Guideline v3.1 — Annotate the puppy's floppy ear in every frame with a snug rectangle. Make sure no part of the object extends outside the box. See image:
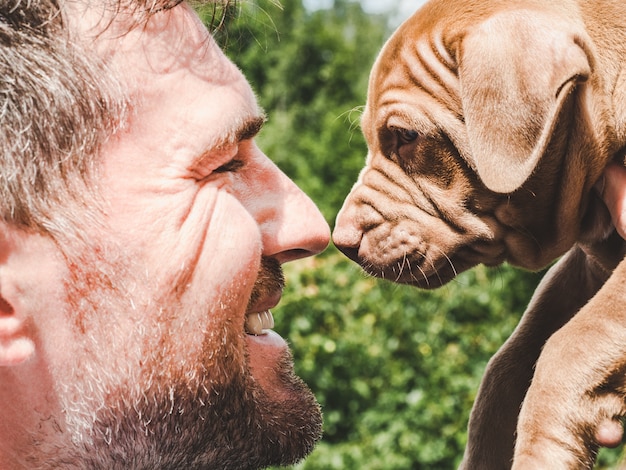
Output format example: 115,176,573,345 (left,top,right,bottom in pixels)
459,9,591,193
